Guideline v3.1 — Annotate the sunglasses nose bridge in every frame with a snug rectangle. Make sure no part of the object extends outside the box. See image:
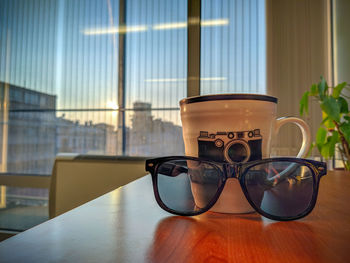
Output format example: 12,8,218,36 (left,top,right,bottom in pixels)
225,163,239,179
